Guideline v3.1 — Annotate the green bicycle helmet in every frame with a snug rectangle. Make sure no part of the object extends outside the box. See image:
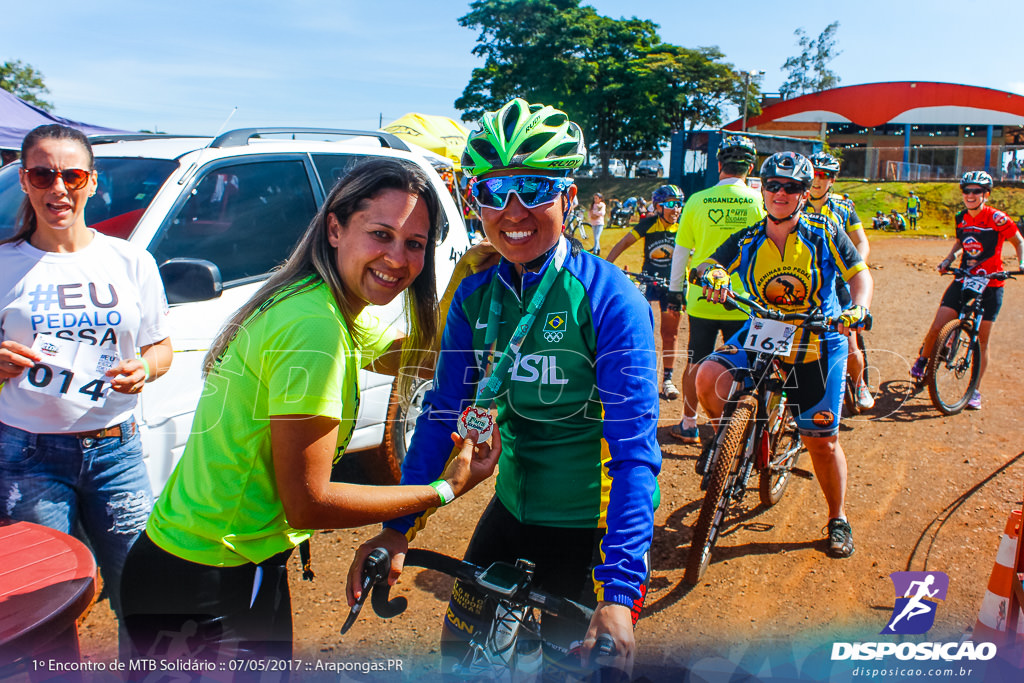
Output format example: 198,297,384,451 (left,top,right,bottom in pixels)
717,135,757,164
461,98,586,177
